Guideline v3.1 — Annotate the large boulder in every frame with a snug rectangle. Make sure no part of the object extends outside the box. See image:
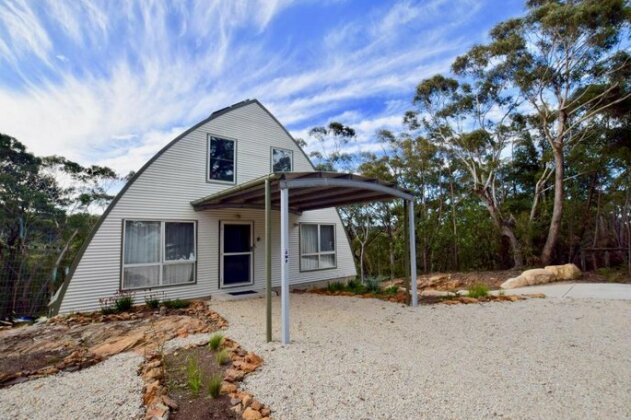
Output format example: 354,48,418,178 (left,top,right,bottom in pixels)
501,264,582,289
501,268,555,289
544,263,582,280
